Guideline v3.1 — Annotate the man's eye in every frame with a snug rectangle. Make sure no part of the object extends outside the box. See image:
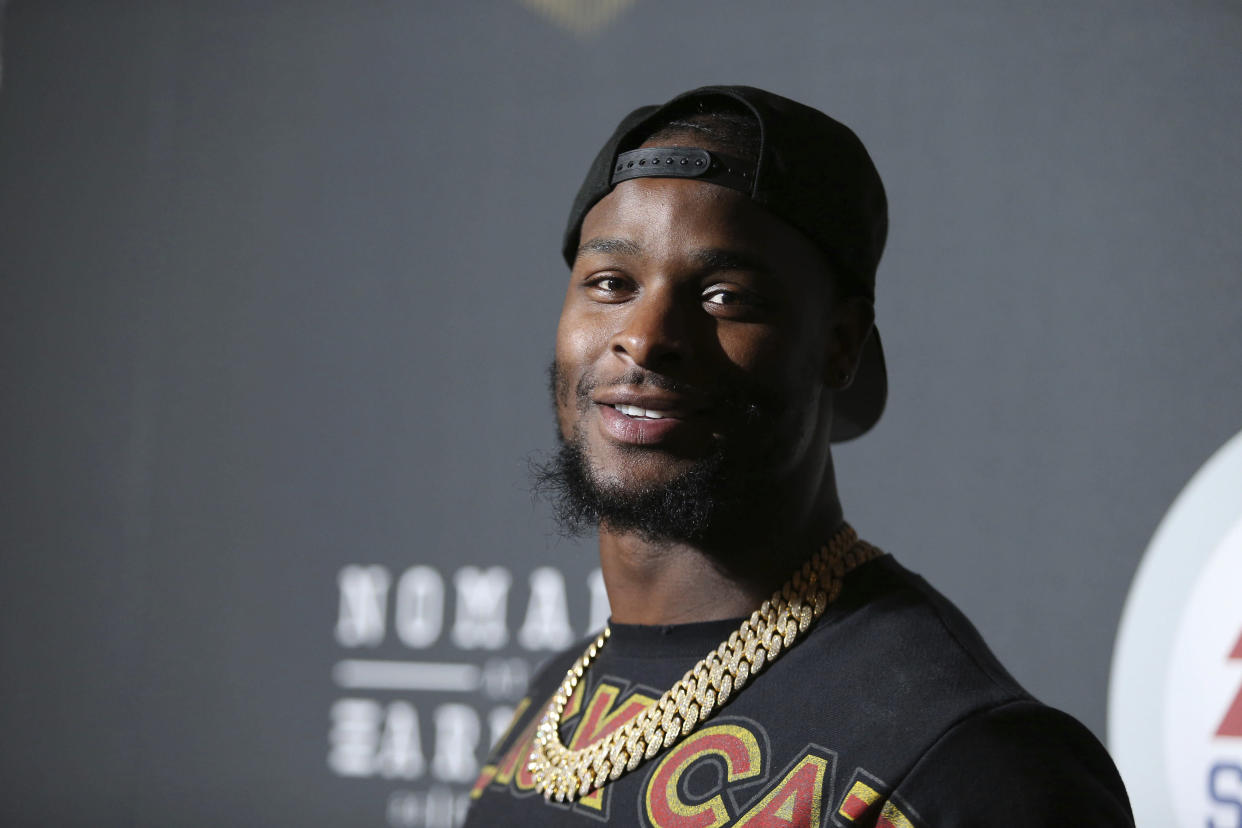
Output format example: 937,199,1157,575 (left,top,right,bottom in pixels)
584,274,632,300
704,289,740,306
703,286,769,318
